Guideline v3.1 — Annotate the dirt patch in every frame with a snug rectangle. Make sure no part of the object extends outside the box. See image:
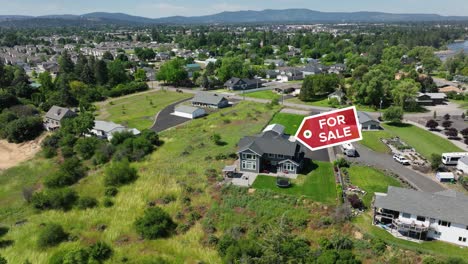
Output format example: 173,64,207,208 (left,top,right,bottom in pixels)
0,134,46,170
